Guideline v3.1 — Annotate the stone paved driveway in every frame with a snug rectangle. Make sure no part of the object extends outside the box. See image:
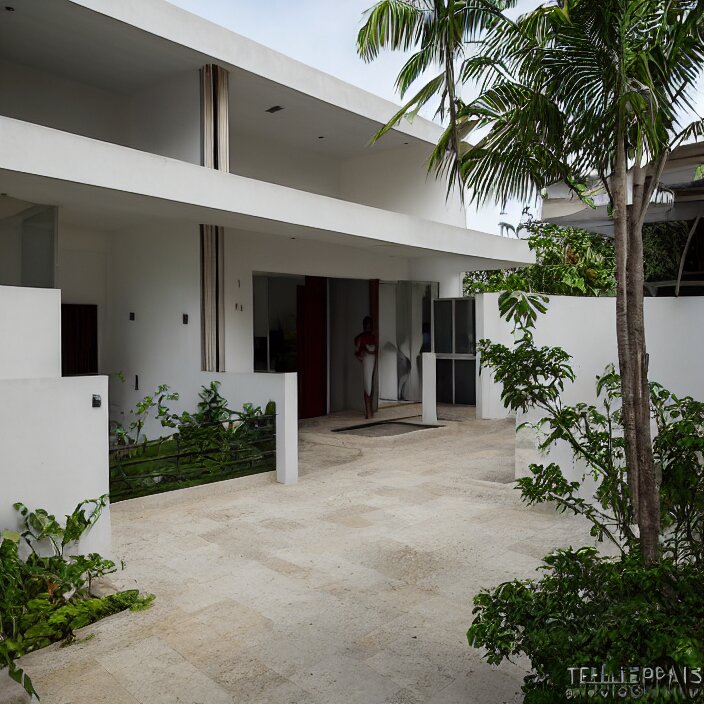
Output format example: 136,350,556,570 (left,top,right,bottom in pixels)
4,407,594,704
